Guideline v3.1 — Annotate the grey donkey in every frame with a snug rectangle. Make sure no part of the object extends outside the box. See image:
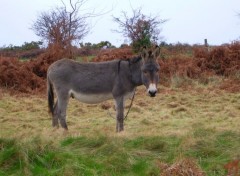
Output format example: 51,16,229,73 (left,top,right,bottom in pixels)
47,46,160,132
